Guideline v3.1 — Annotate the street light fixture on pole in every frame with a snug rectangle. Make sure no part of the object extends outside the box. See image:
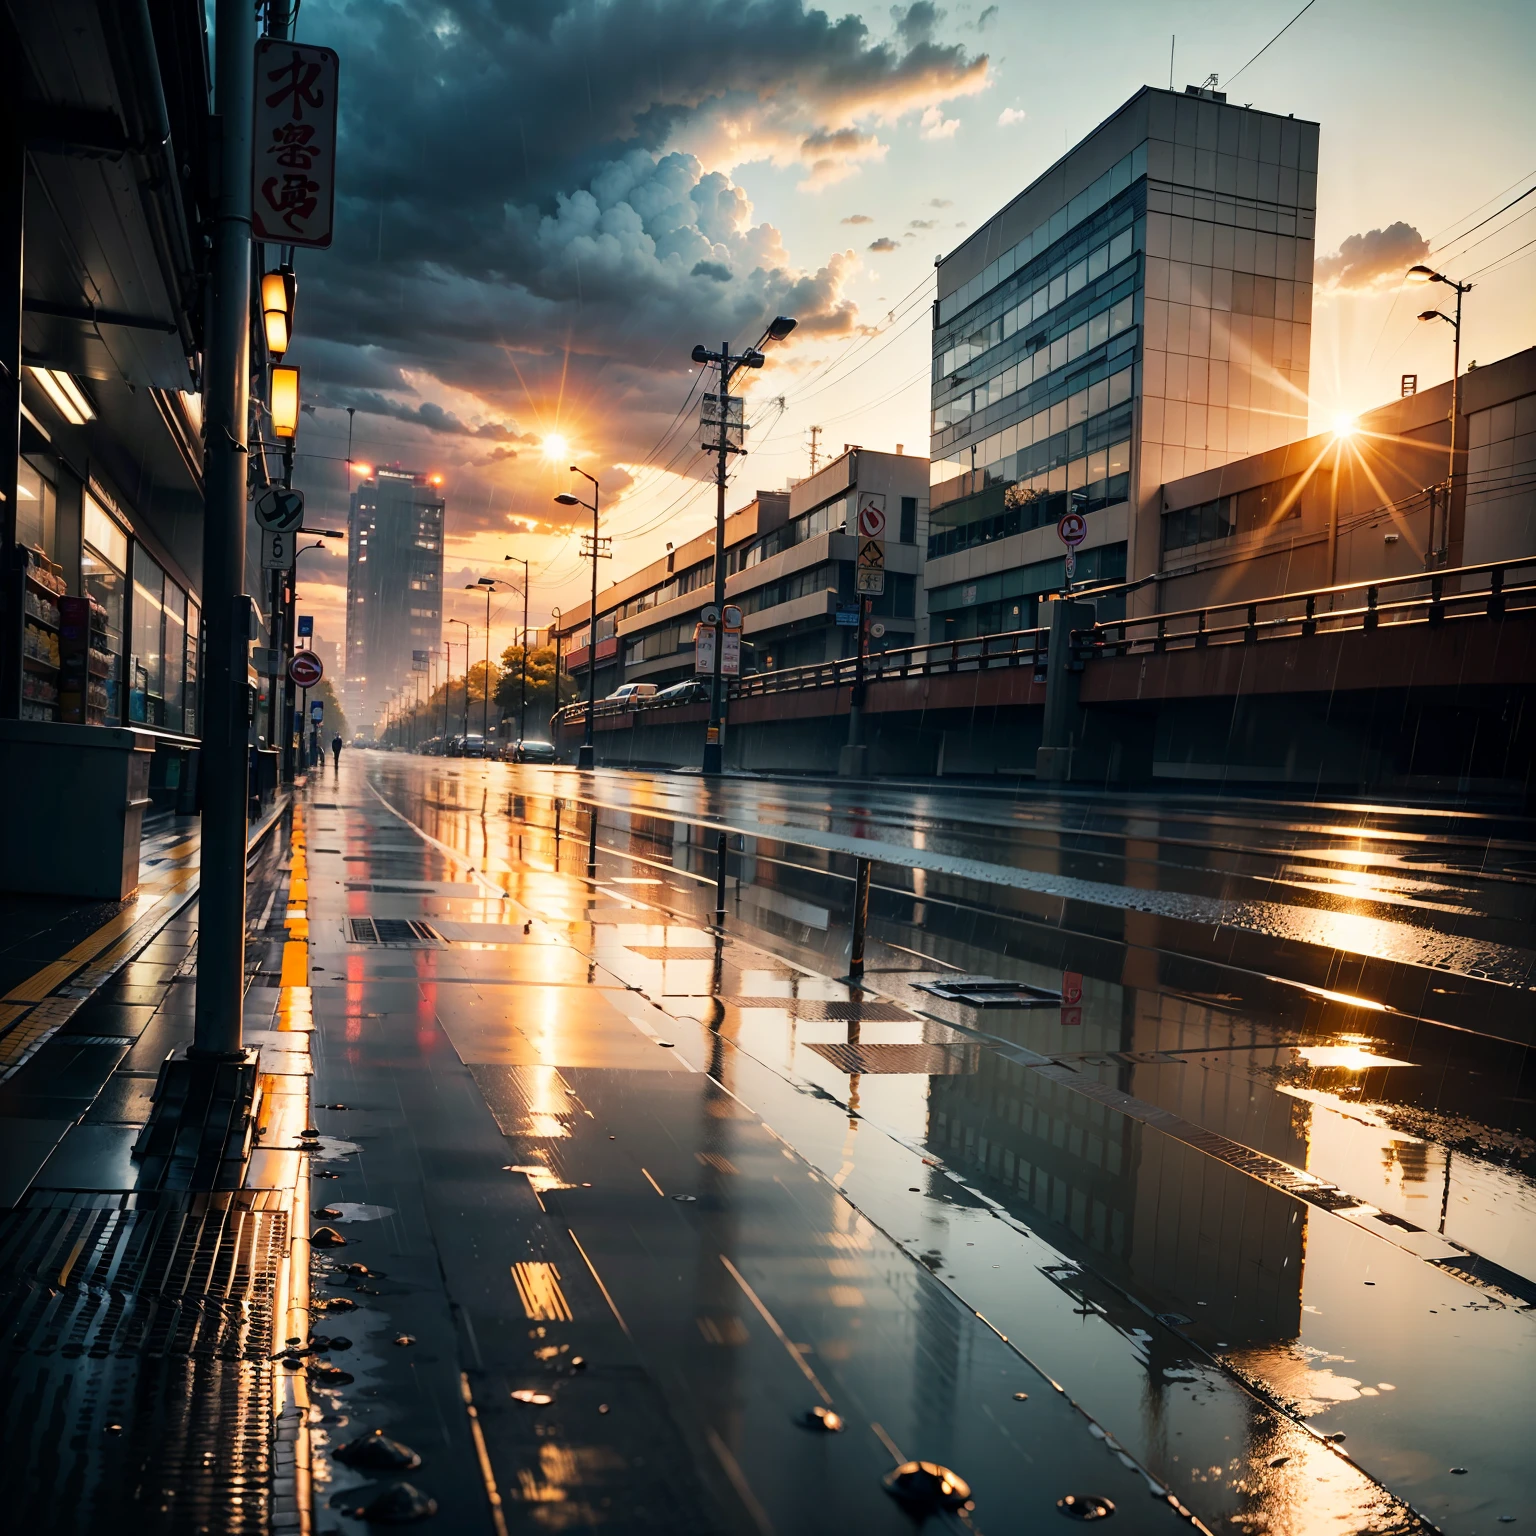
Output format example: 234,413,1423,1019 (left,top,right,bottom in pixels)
504,555,530,747
554,469,603,770
448,617,471,743
688,316,796,775
1409,263,1472,564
